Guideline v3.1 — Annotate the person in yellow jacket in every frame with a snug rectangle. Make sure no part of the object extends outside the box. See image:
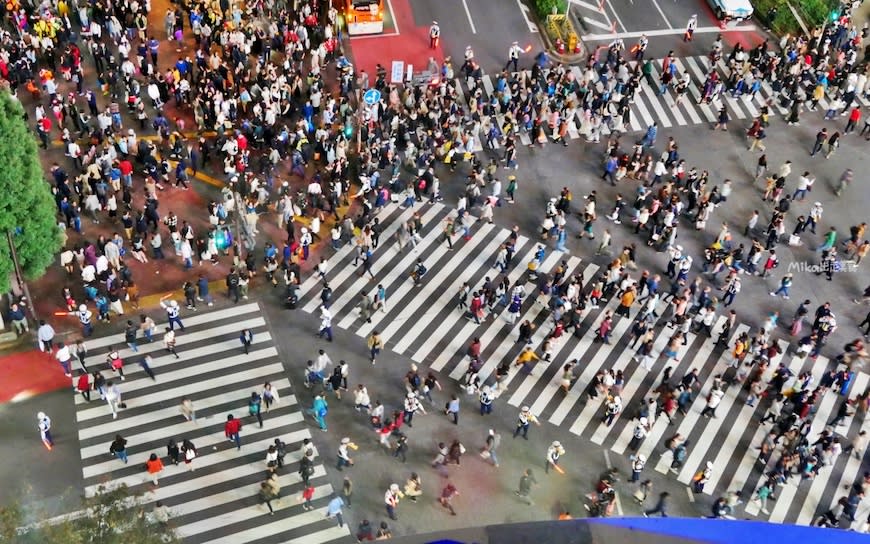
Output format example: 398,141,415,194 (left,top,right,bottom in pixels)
615,286,636,318
515,346,540,372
